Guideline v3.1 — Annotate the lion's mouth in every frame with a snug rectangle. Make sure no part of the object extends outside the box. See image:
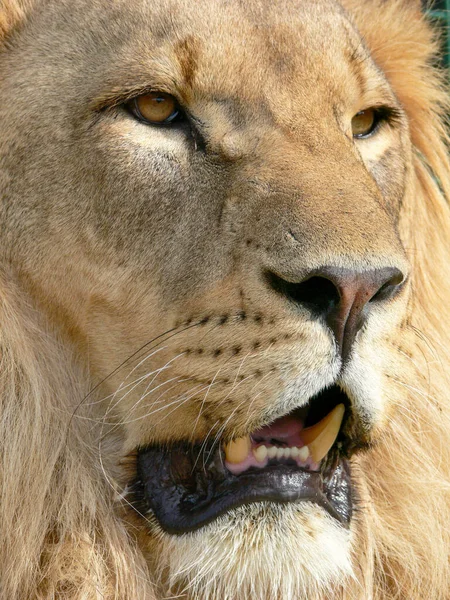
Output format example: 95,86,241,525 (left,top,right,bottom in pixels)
133,385,353,534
